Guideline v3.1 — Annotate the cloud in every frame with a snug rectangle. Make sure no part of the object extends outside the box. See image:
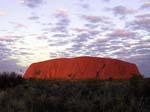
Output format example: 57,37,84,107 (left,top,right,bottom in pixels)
15,23,28,29
84,23,99,29
67,43,84,55
81,14,112,31
80,3,90,9
49,40,69,47
19,0,44,8
71,27,89,32
51,9,70,33
72,27,100,39
9,22,28,29
76,33,90,41
90,29,100,35
135,13,150,18
97,37,109,42
0,43,11,58
68,29,101,55
50,20,70,34
0,37,26,73
77,2,90,9
82,15,108,23
50,26,68,33
127,13,150,32
28,15,39,20
52,34,69,37
89,38,110,48
102,0,111,2
77,37,111,57
0,59,25,73
54,9,68,19
141,2,150,9
66,31,101,55
0,11,7,16
108,29,135,37
76,0,90,9
0,35,21,44
36,35,48,40
108,5,136,17
56,18,70,27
